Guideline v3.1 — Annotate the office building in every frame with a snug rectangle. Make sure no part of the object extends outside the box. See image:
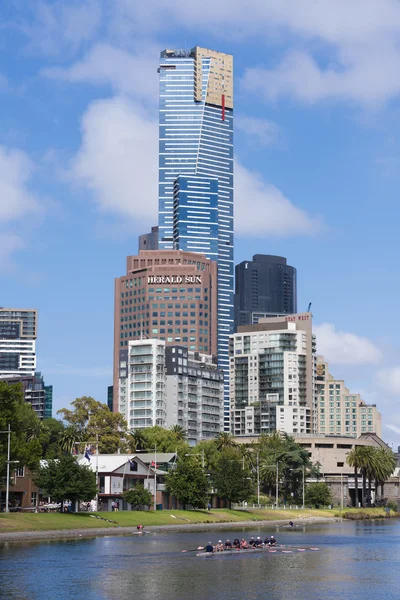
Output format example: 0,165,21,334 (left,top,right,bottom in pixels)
235,255,297,330
229,313,315,436
0,308,37,377
107,386,113,411
113,249,217,410
139,226,159,251
158,46,234,427
2,372,52,419
118,340,223,441
315,356,382,438
164,346,224,445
